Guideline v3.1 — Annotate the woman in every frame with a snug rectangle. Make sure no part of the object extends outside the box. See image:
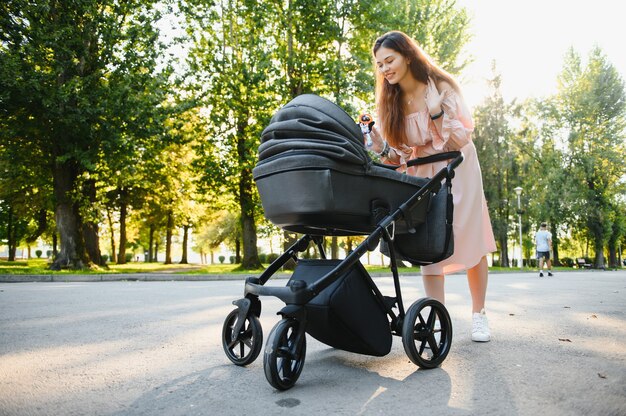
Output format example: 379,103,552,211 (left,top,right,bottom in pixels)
368,31,496,342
